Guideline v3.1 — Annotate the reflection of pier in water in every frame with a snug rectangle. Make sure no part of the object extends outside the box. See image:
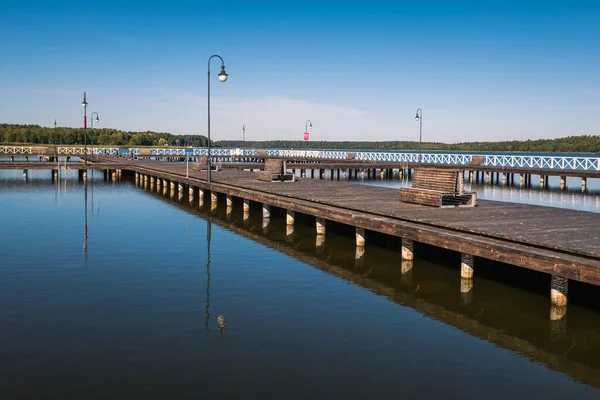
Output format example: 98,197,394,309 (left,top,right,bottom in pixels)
146,190,600,390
